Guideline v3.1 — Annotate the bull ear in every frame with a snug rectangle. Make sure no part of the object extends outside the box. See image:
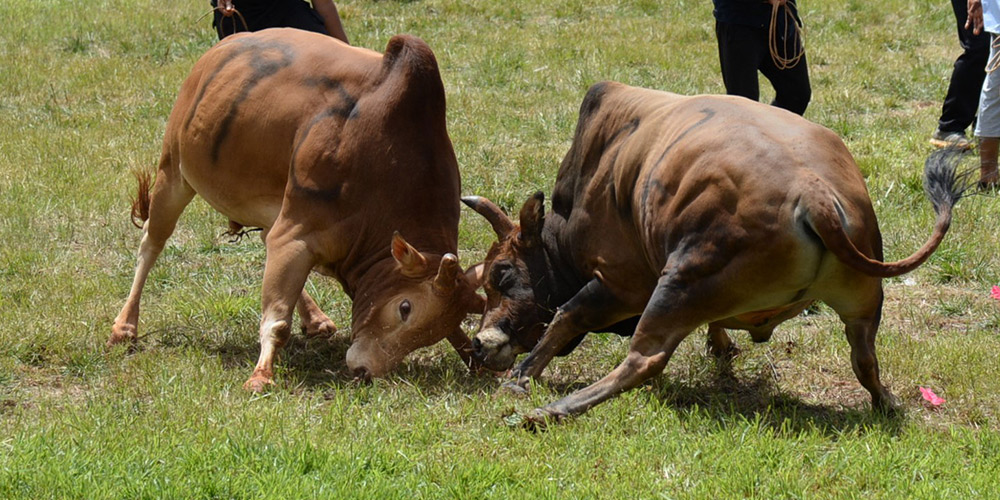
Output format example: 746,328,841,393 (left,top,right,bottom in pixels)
461,196,515,240
462,262,487,314
463,261,485,287
518,191,545,248
433,253,461,292
391,231,428,277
